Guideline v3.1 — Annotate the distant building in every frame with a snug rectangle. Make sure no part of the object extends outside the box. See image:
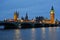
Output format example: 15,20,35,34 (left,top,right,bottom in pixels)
14,11,19,22
35,16,44,22
5,6,56,24
50,6,55,24
20,12,29,22
25,12,28,20
42,6,55,24
21,16,24,20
